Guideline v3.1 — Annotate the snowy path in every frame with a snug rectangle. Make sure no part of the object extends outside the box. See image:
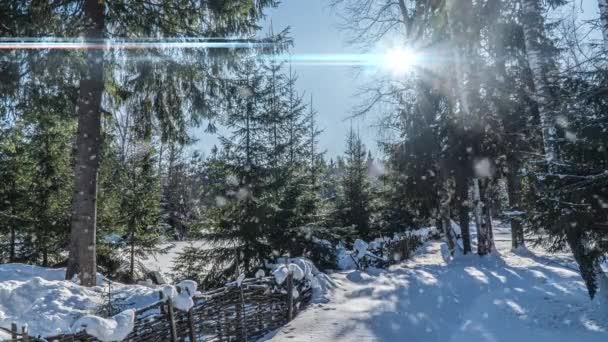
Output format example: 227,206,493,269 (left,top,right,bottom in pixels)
262,228,608,342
